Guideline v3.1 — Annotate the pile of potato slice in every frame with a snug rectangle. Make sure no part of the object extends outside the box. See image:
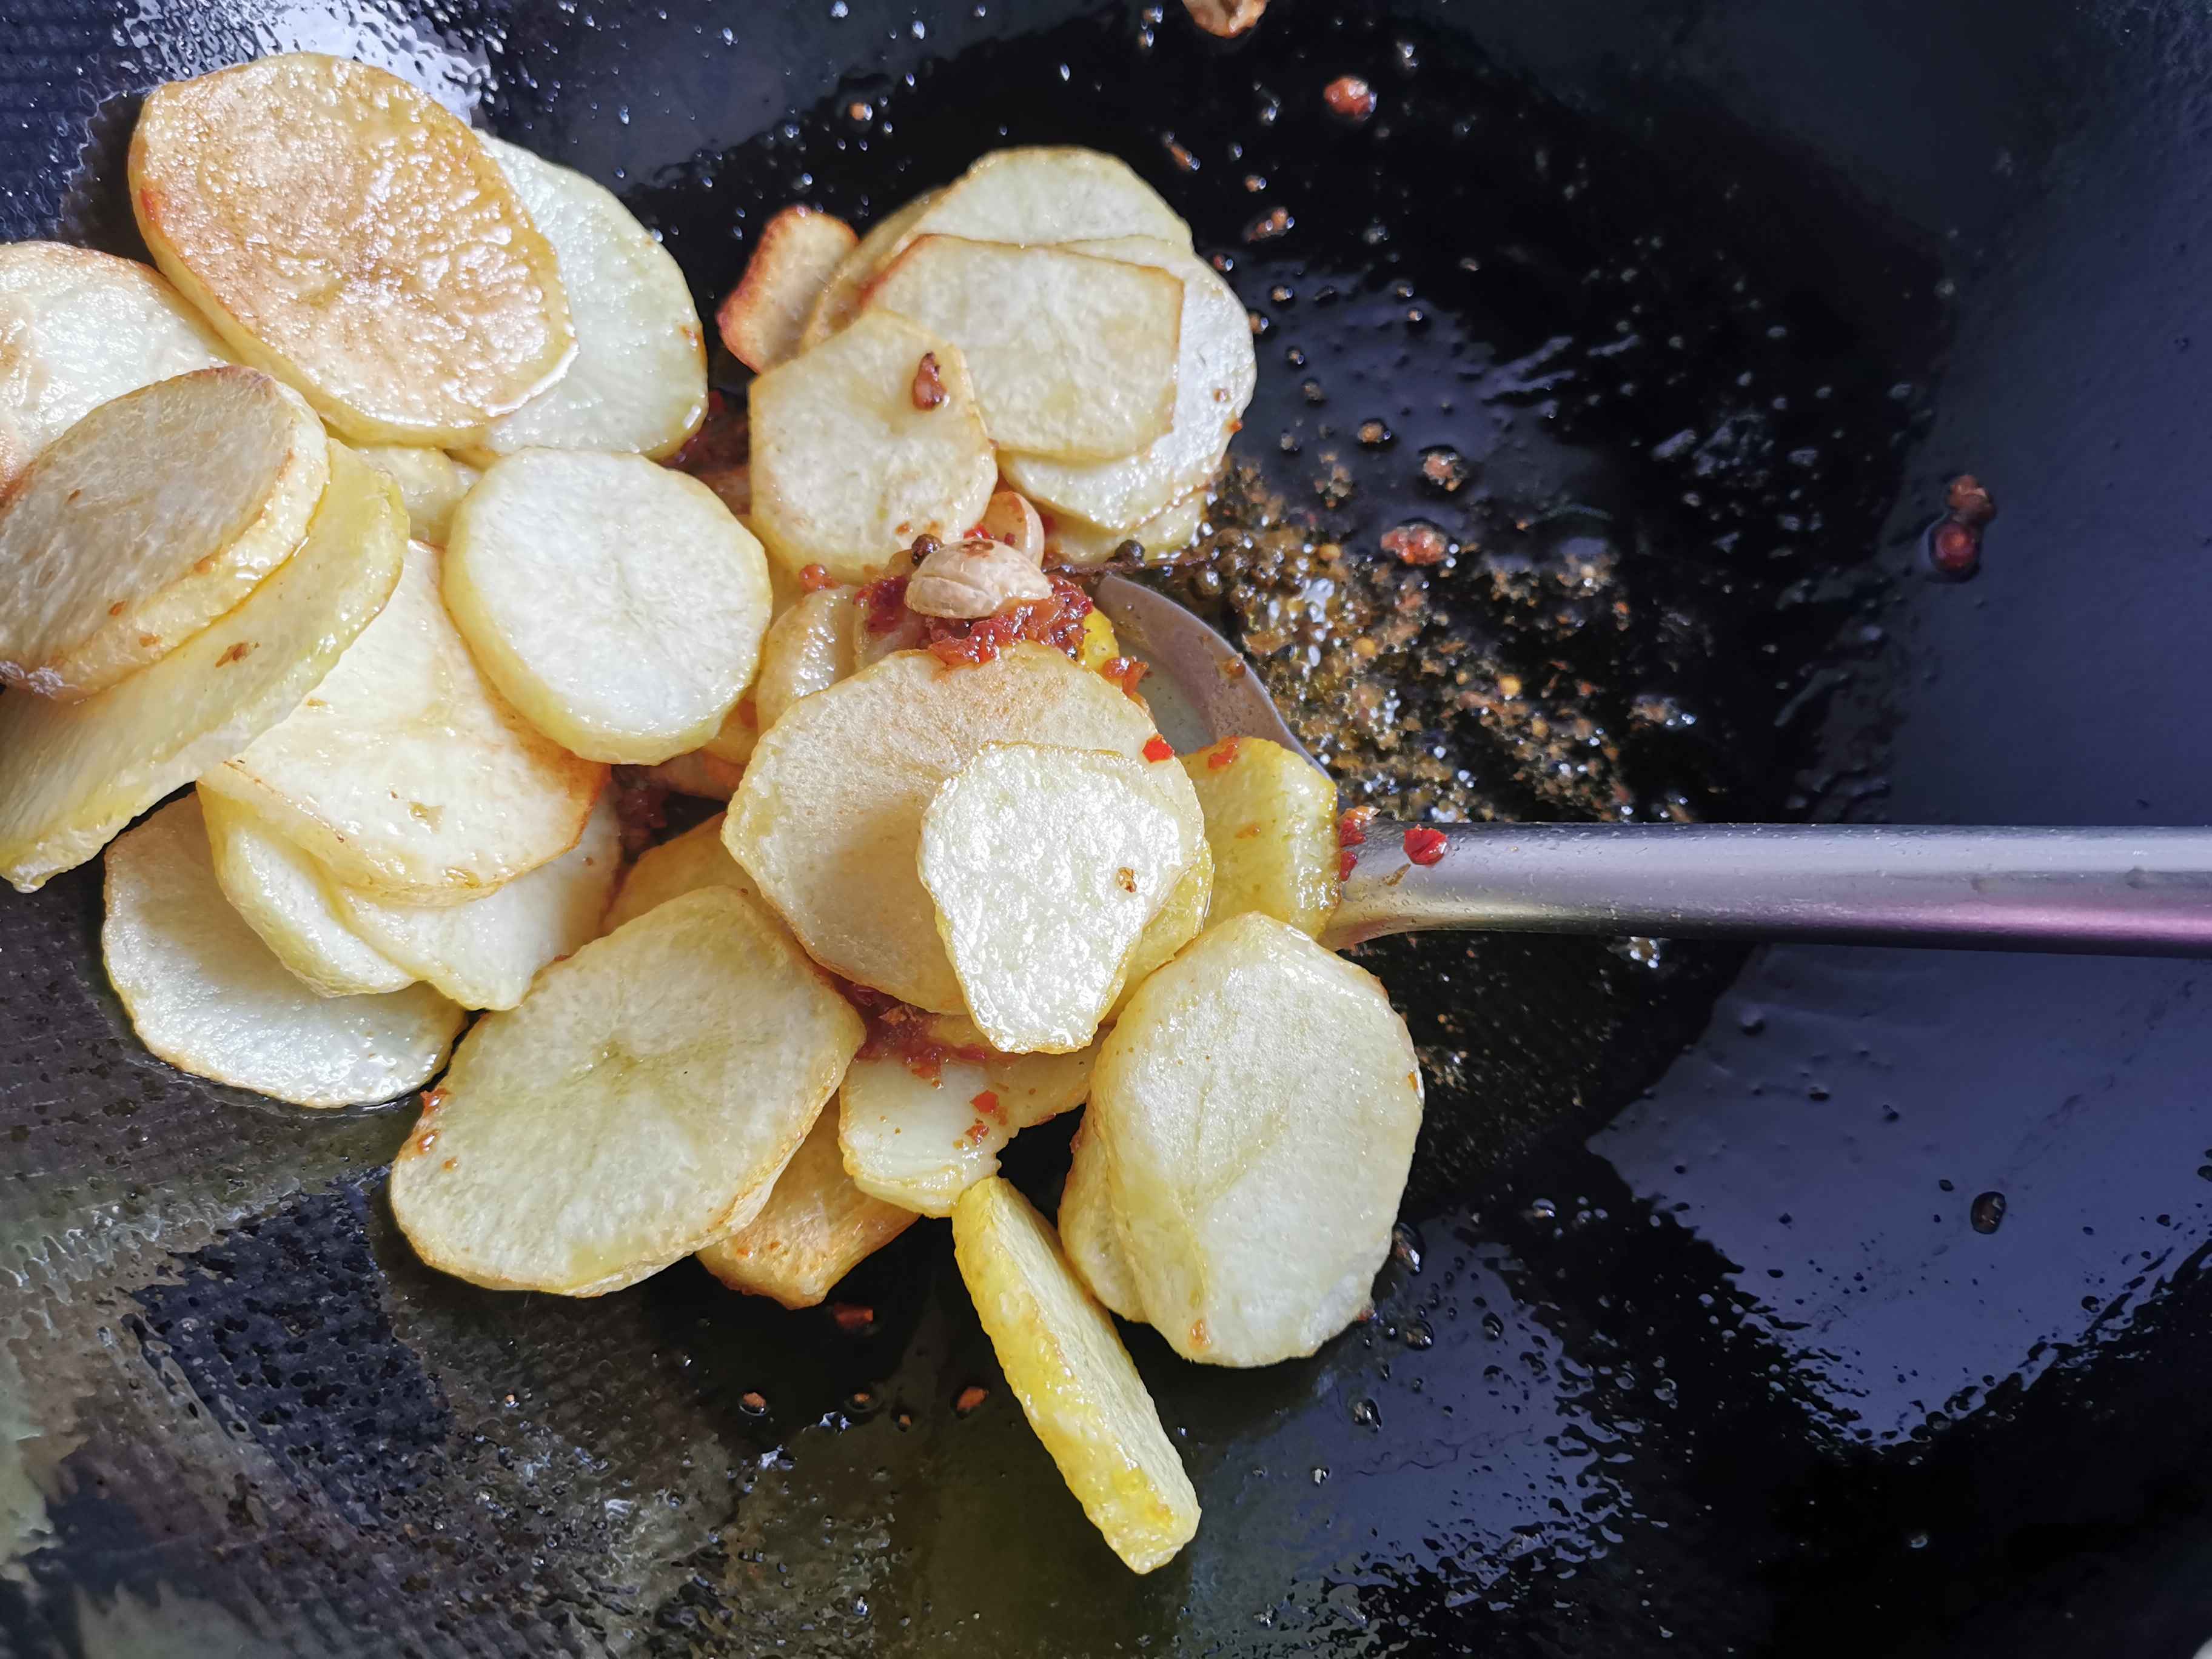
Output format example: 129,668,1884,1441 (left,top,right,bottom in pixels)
0,52,1424,1575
